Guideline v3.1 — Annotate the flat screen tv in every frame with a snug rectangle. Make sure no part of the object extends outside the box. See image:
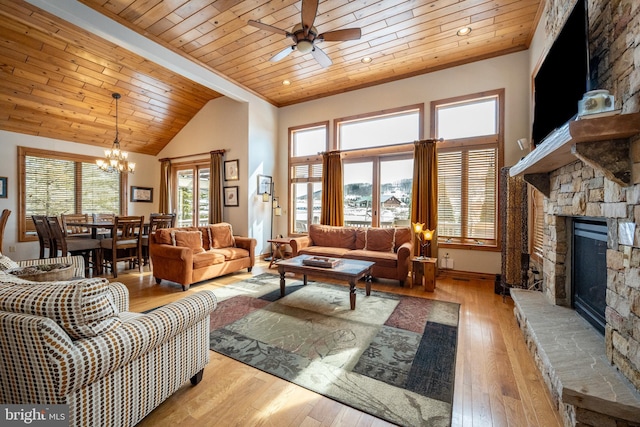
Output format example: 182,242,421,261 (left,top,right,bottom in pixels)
532,0,592,146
